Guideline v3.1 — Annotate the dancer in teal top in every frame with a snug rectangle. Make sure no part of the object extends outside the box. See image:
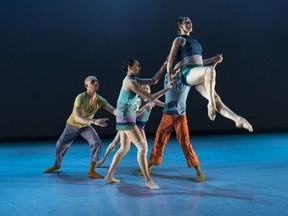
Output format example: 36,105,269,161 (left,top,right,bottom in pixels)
104,59,174,190
96,85,163,168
